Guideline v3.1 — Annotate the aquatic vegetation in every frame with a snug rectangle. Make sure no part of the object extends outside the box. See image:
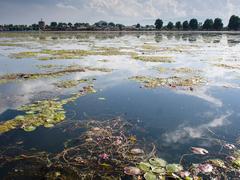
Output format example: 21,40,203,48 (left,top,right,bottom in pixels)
0,85,97,134
54,79,92,89
0,43,22,47
214,63,240,69
132,55,174,63
0,118,154,179
0,65,111,85
10,48,137,60
130,75,205,89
